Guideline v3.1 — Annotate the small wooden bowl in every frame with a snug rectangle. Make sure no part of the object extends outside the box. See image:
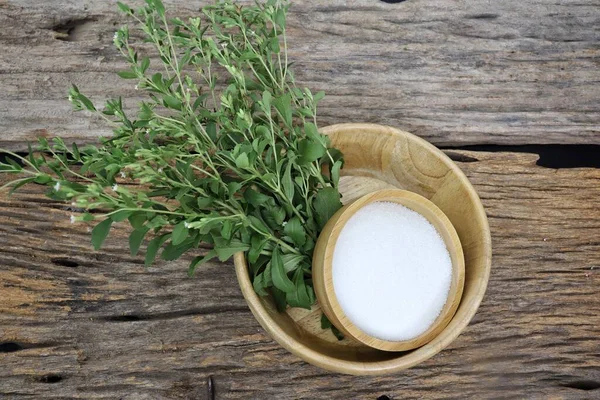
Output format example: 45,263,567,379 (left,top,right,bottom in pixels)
234,123,492,375
312,189,465,352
